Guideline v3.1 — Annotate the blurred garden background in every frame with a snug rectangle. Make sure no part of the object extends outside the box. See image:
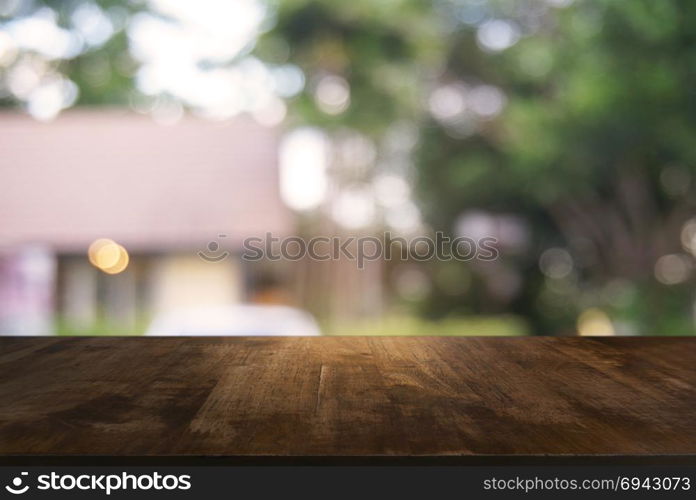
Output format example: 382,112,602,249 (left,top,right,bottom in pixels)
1,0,695,335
